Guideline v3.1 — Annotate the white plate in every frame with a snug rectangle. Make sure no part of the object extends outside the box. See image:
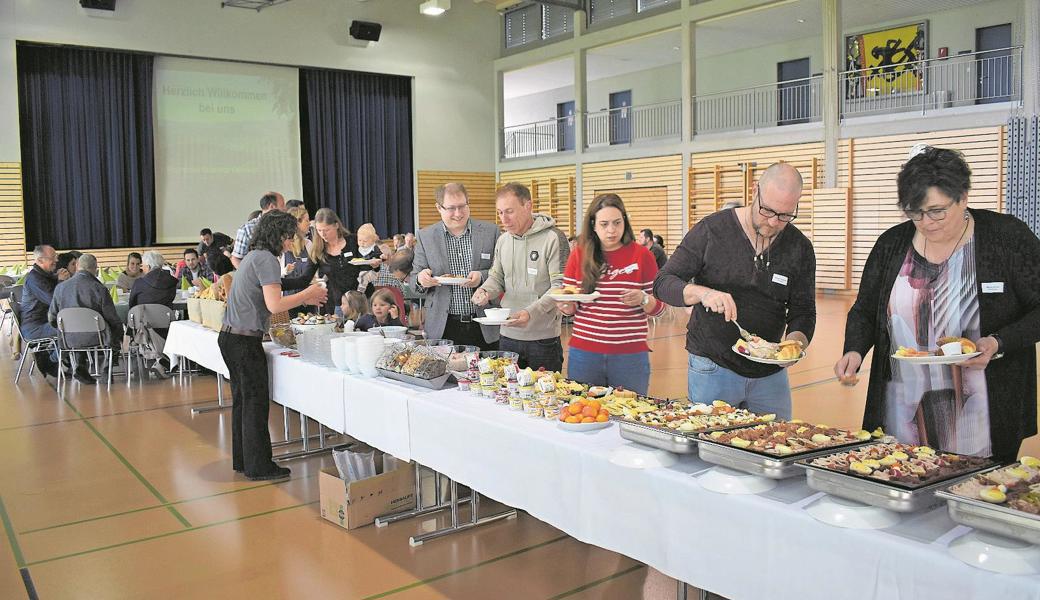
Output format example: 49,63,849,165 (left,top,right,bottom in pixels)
548,292,602,303
434,276,469,285
349,259,372,266
697,466,777,495
557,420,613,432
891,351,981,365
732,344,805,366
473,316,512,326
